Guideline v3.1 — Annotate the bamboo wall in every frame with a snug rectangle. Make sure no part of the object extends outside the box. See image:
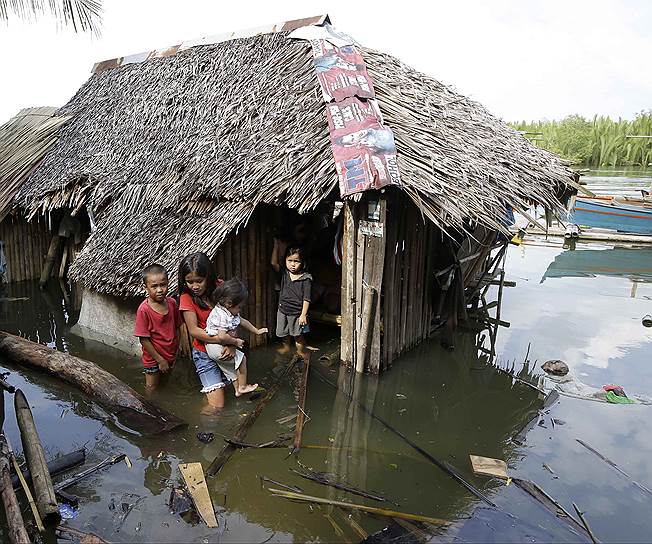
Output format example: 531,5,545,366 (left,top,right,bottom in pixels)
0,215,51,283
212,207,276,348
381,194,441,370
